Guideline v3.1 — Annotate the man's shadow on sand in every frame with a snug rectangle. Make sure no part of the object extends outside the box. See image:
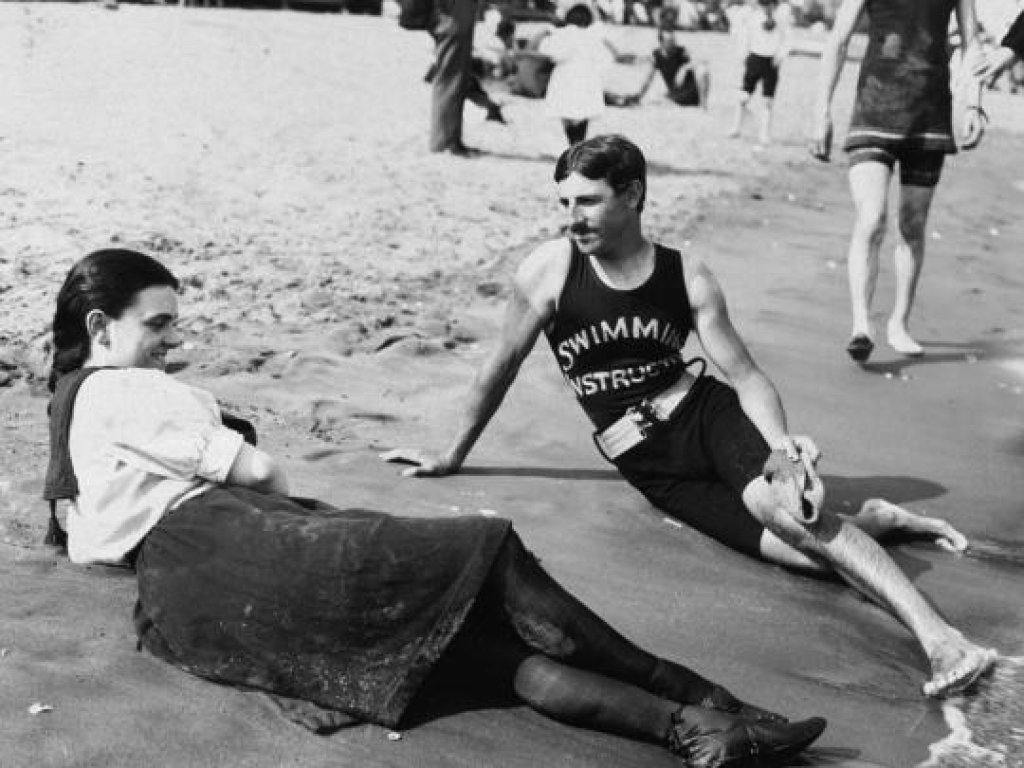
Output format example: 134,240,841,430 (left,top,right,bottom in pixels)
463,465,950,581
858,337,1007,376
462,465,946,509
